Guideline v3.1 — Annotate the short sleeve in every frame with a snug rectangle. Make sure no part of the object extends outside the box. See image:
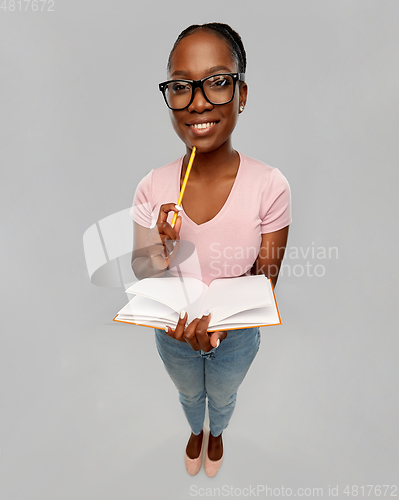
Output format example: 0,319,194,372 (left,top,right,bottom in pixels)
129,169,154,228
260,168,292,233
